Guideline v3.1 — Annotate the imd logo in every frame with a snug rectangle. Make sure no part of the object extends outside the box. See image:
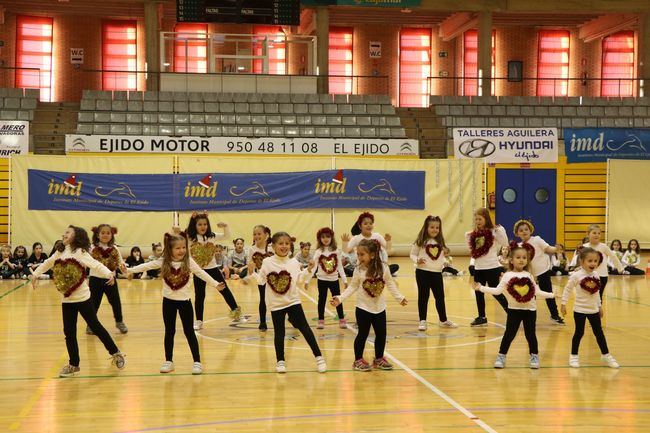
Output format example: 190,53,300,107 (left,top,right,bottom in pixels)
315,169,347,194
48,174,82,196
184,174,217,198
